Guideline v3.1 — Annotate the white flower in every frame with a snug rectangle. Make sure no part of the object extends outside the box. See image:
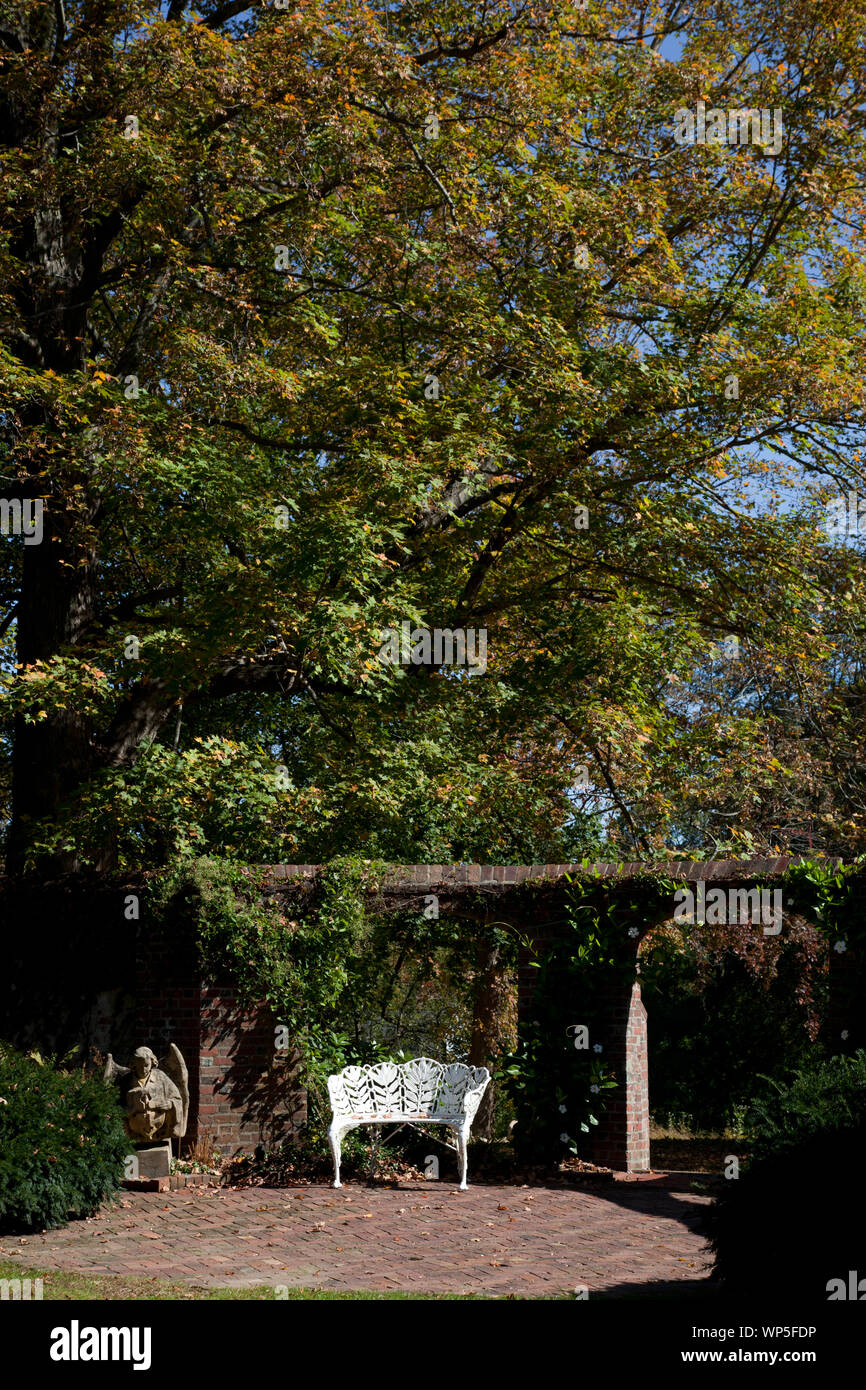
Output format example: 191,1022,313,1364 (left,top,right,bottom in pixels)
628,927,639,938
834,939,847,954
841,1030,849,1040
560,1132,570,1144
593,1044,603,1053
559,1104,567,1113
